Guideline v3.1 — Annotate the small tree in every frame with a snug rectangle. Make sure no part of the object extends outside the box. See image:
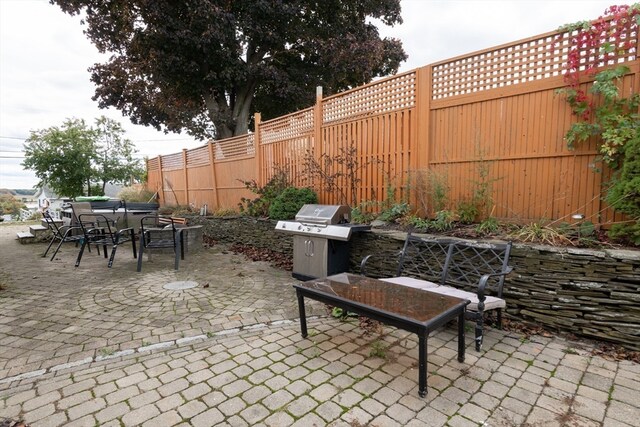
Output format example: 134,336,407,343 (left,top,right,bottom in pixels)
0,194,26,218
23,118,96,198
23,116,143,198
51,0,406,140
94,116,144,194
